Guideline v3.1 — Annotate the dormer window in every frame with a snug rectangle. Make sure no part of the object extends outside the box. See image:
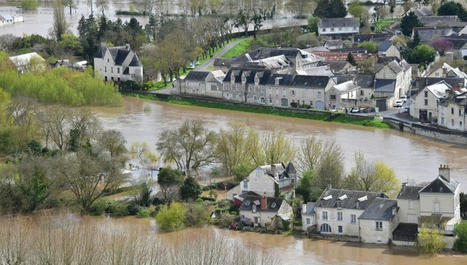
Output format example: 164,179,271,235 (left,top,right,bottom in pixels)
323,195,332,200
358,195,367,202
339,194,347,200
